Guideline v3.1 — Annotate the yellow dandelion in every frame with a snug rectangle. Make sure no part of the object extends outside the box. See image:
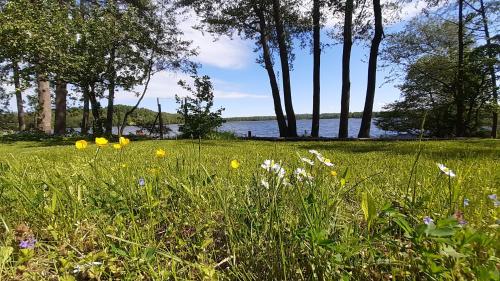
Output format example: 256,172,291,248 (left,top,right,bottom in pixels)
75,140,88,150
230,159,240,169
113,144,122,150
119,137,130,146
330,170,337,177
95,137,109,147
121,164,128,168
156,148,166,158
